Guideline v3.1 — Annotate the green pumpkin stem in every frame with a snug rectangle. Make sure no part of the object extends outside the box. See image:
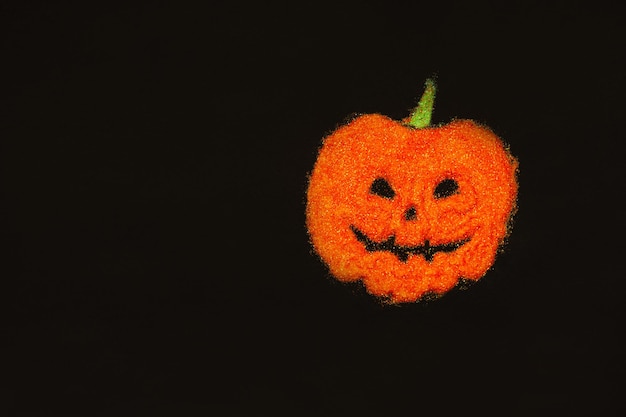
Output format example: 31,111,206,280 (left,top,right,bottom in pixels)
408,78,436,129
